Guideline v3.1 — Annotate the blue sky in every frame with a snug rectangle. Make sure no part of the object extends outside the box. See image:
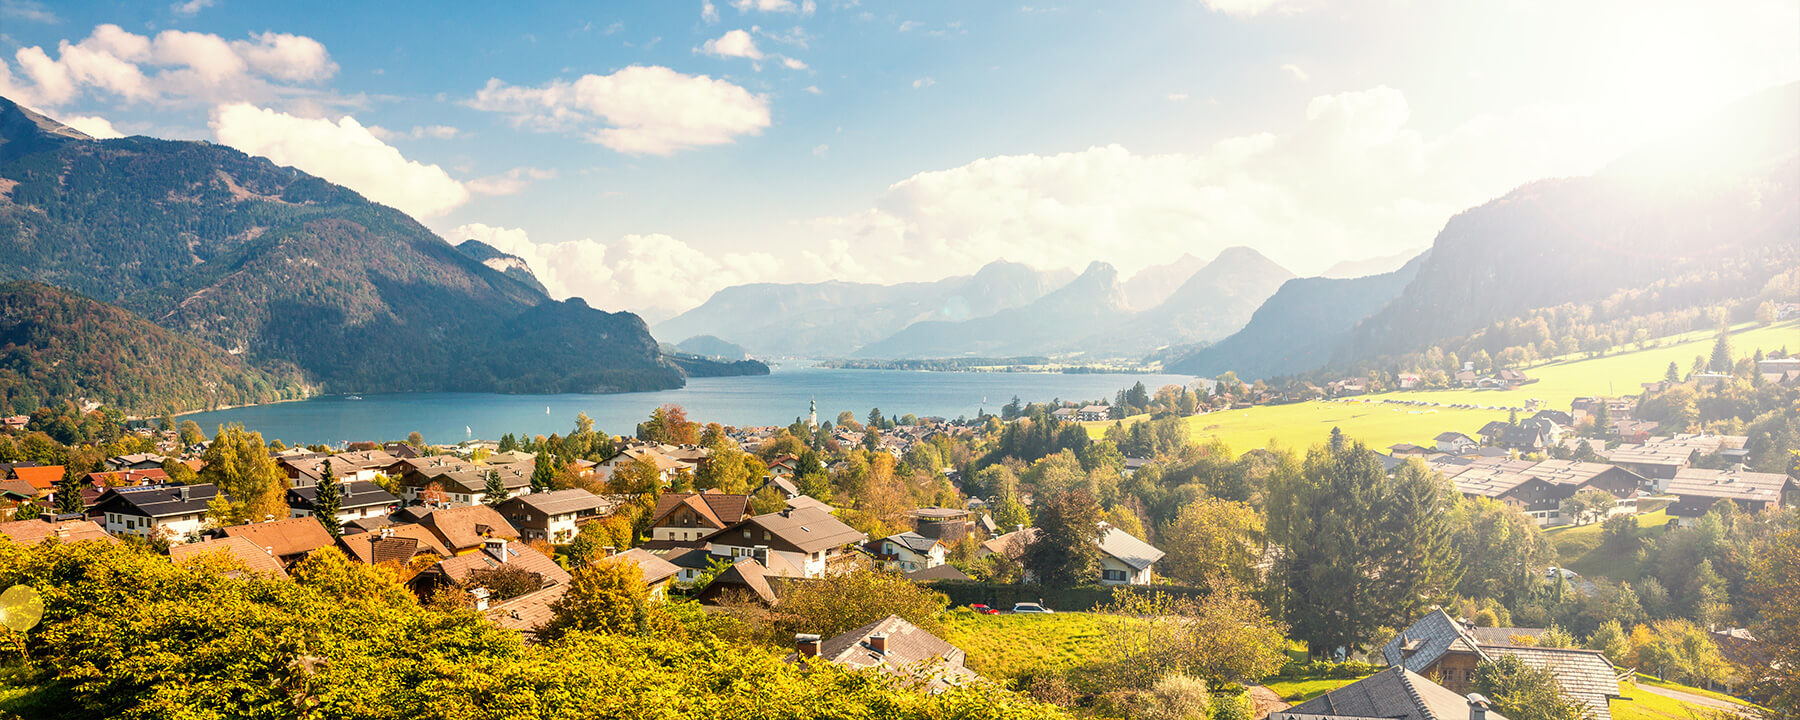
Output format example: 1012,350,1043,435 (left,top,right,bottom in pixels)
3,0,1796,318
